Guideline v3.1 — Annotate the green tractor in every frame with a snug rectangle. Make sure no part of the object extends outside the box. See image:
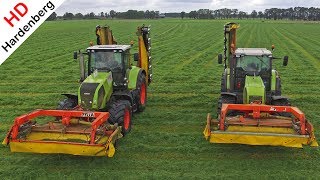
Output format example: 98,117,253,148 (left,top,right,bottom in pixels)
203,22,317,148
217,22,289,114
58,25,152,135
